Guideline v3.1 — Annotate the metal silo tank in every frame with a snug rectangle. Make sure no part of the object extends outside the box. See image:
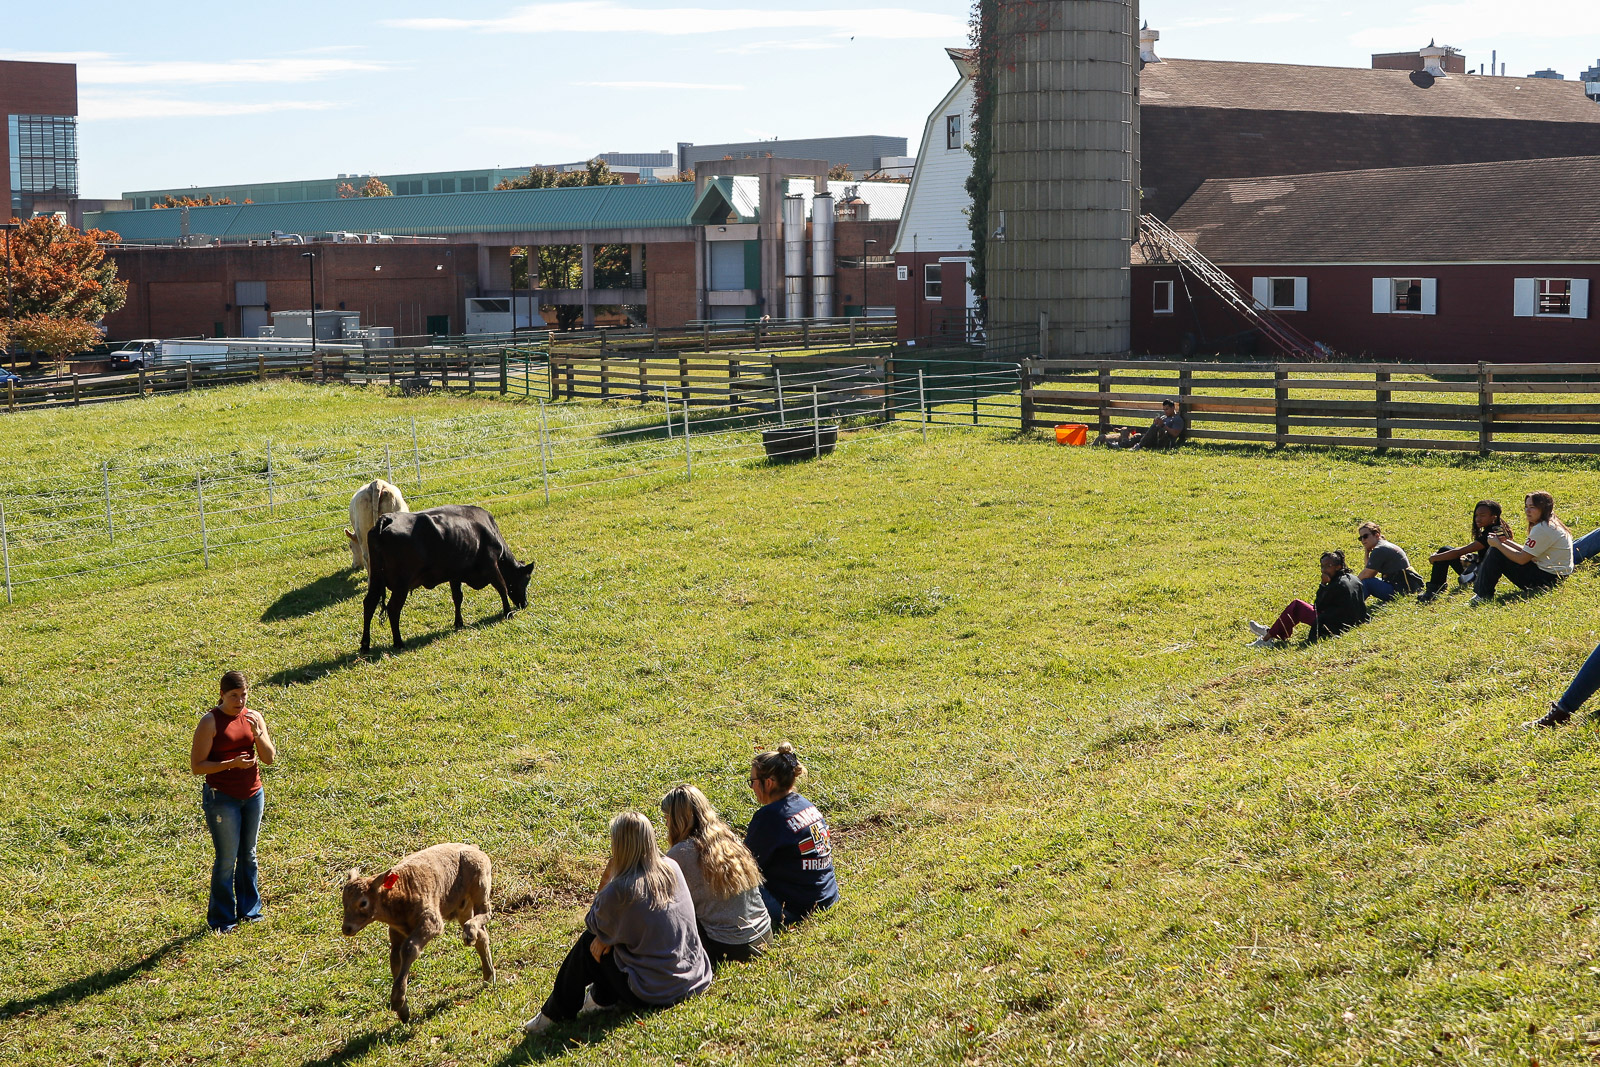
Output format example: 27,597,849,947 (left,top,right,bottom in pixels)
811,192,835,319
987,0,1139,357
783,194,808,320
